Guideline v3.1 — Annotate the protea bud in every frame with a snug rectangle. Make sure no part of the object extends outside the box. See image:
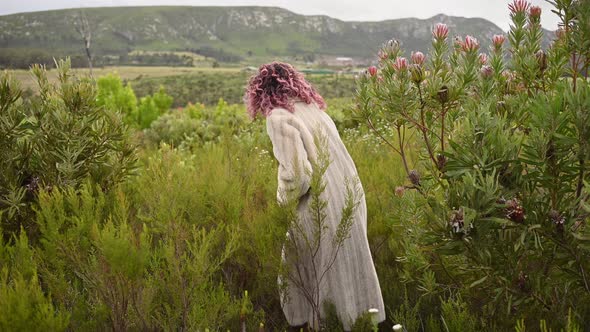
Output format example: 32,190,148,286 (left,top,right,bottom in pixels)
368,66,378,77
517,271,529,292
395,186,406,197
505,198,525,223
478,53,488,65
433,23,449,41
508,0,530,15
529,5,542,19
462,35,479,52
408,170,420,186
535,50,547,72
393,57,408,71
480,65,493,78
450,208,465,234
24,176,40,194
549,210,565,232
437,85,449,103
411,51,425,65
436,154,447,170
492,34,506,49
409,64,424,84
378,50,388,61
